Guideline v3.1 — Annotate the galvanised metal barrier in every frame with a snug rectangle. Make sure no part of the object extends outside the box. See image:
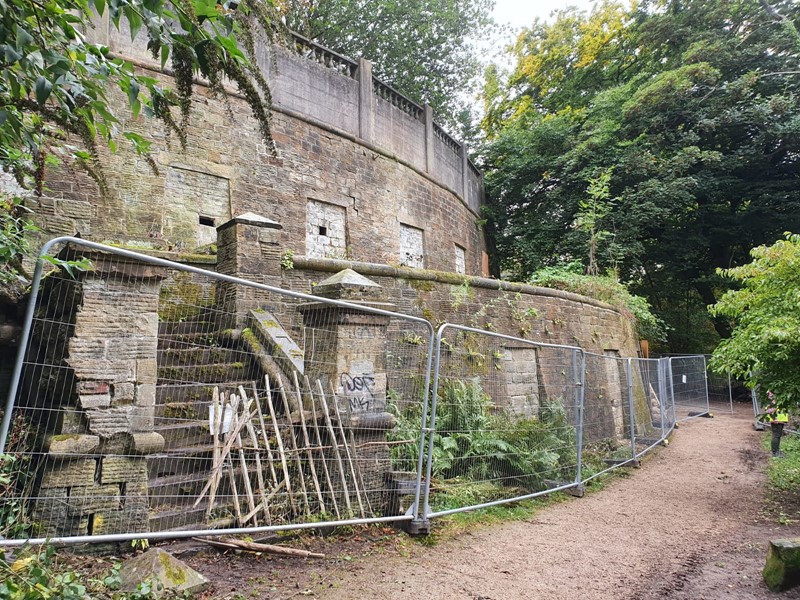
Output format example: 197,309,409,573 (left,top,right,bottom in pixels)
668,356,711,422
705,360,734,414
421,324,585,518
1,238,708,546
0,238,434,546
